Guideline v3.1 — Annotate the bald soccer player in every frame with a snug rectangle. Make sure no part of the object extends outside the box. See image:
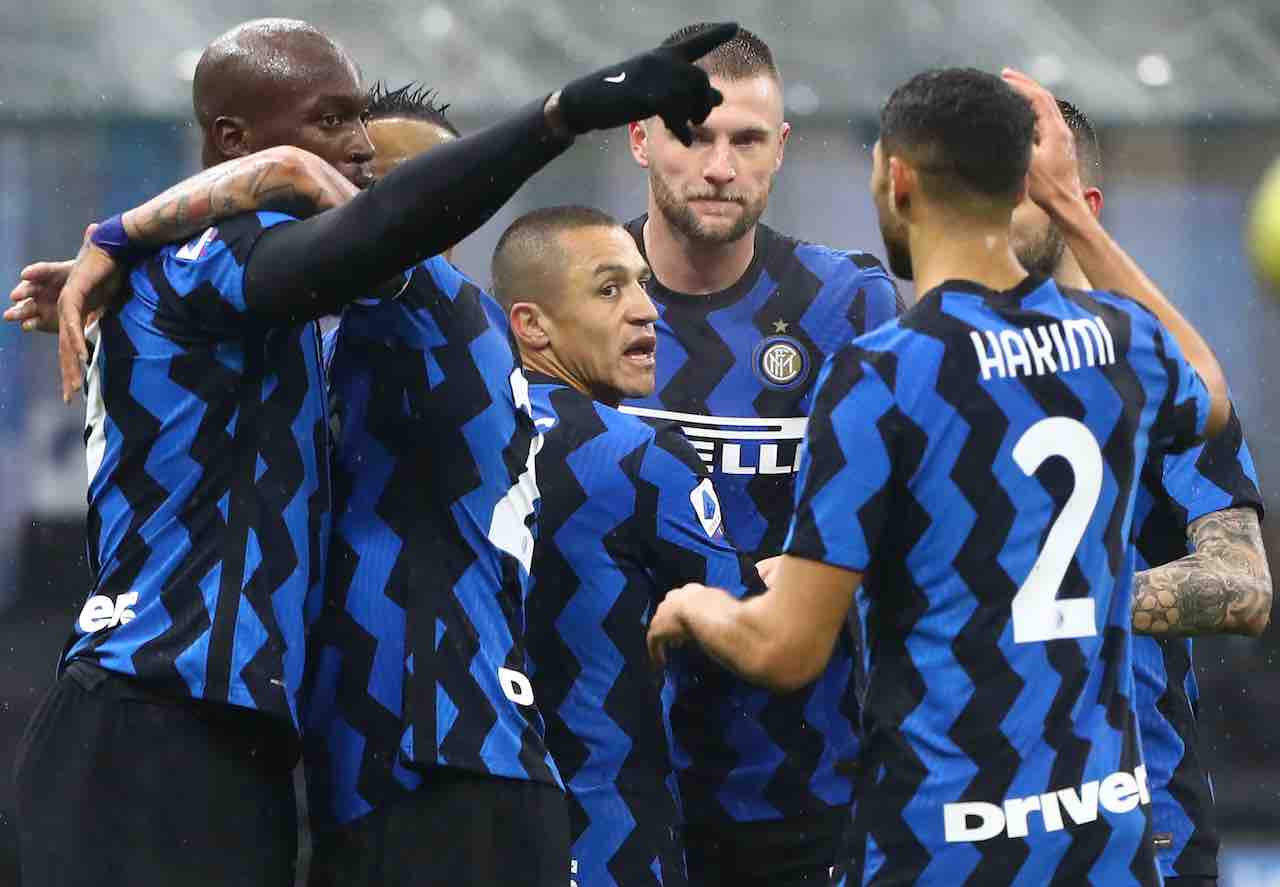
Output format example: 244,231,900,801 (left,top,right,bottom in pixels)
13,17,736,887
